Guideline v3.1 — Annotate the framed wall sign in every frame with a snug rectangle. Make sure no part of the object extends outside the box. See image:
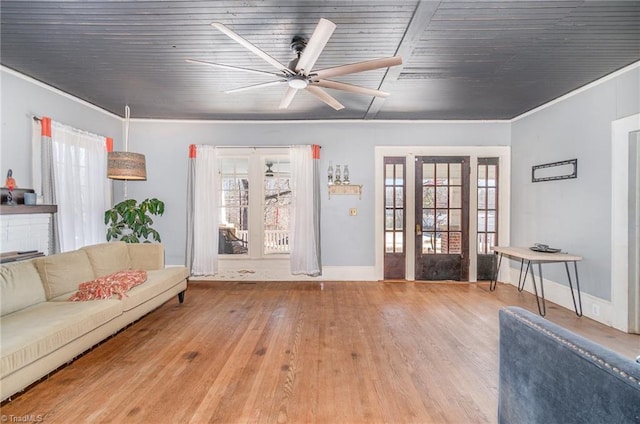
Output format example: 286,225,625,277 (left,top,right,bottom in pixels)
532,158,578,182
